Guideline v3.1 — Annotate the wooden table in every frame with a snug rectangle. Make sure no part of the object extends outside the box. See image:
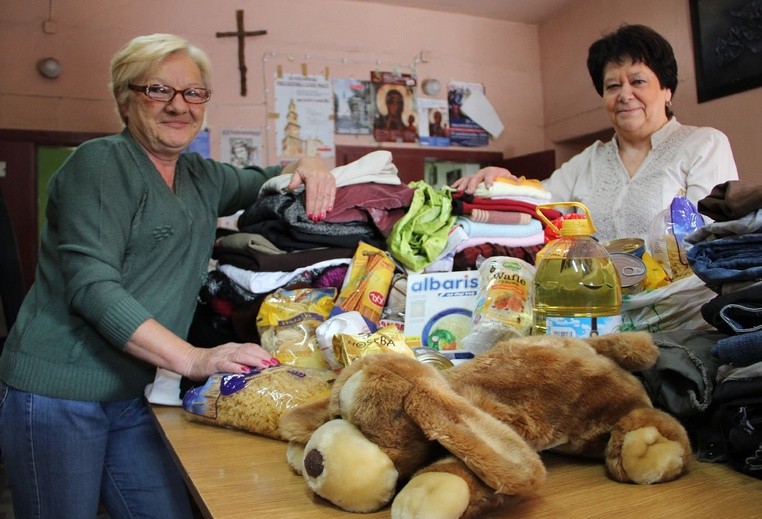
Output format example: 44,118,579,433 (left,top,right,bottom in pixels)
152,405,762,518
